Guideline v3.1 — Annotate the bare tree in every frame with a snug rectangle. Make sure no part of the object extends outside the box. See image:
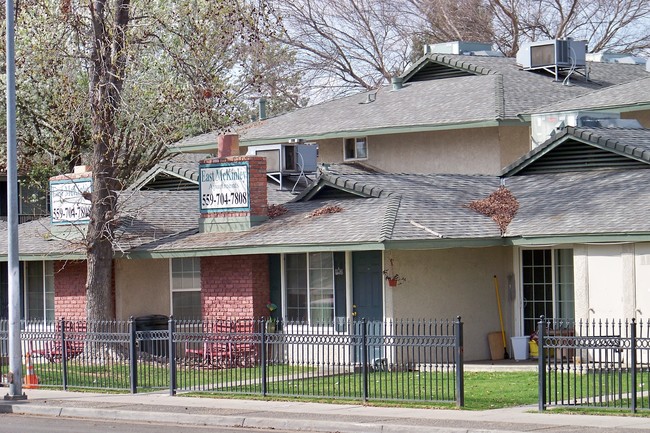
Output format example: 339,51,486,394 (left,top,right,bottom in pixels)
412,0,495,48
488,0,650,55
273,0,427,100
